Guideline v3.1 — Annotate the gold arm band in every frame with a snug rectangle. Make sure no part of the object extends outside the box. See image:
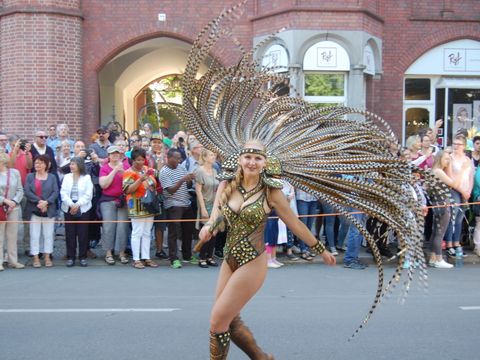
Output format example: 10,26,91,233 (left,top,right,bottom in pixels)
310,240,326,255
208,215,224,234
